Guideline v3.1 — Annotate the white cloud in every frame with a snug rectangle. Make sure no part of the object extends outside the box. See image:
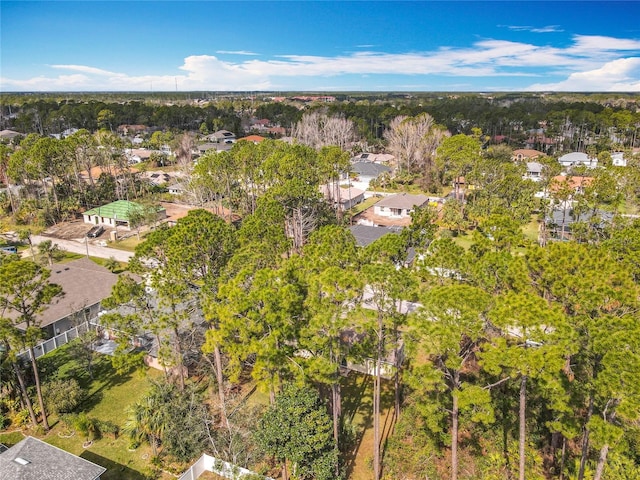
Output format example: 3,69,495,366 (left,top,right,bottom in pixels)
49,64,122,76
506,25,563,33
215,50,259,56
2,34,640,91
525,57,640,91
